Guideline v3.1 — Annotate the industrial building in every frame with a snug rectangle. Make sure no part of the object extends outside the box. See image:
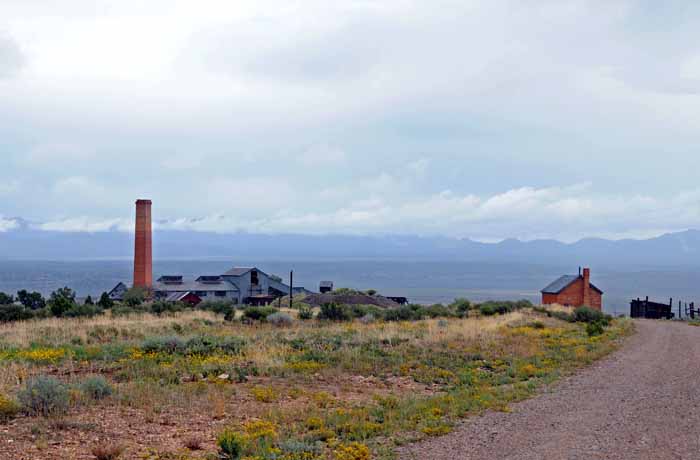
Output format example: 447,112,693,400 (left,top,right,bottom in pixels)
107,199,315,306
153,268,311,305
